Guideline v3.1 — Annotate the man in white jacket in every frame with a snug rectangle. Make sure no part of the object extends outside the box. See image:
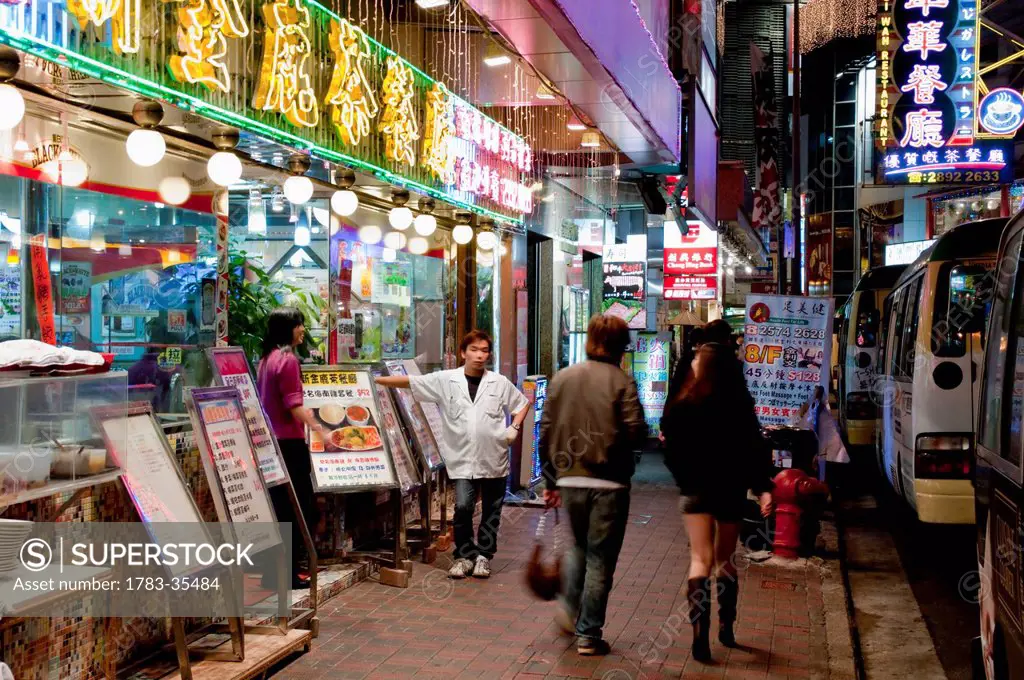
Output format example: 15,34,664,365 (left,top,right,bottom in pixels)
376,330,530,579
